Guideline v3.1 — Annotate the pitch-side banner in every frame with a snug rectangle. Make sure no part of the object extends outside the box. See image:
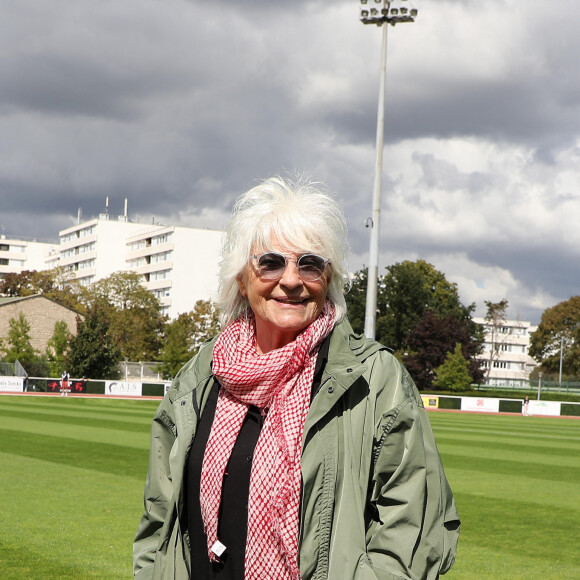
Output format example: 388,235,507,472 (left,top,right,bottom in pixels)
461,397,500,413
528,400,561,417
421,395,440,409
0,376,24,392
105,381,143,397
